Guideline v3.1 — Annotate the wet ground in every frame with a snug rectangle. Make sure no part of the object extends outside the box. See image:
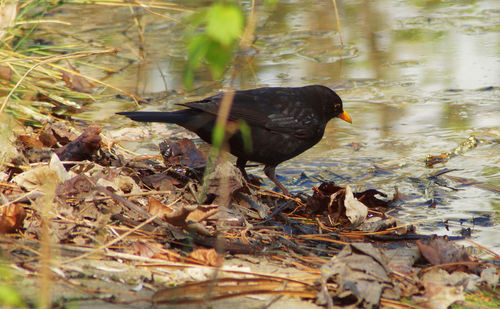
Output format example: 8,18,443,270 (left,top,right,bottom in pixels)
43,0,499,251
